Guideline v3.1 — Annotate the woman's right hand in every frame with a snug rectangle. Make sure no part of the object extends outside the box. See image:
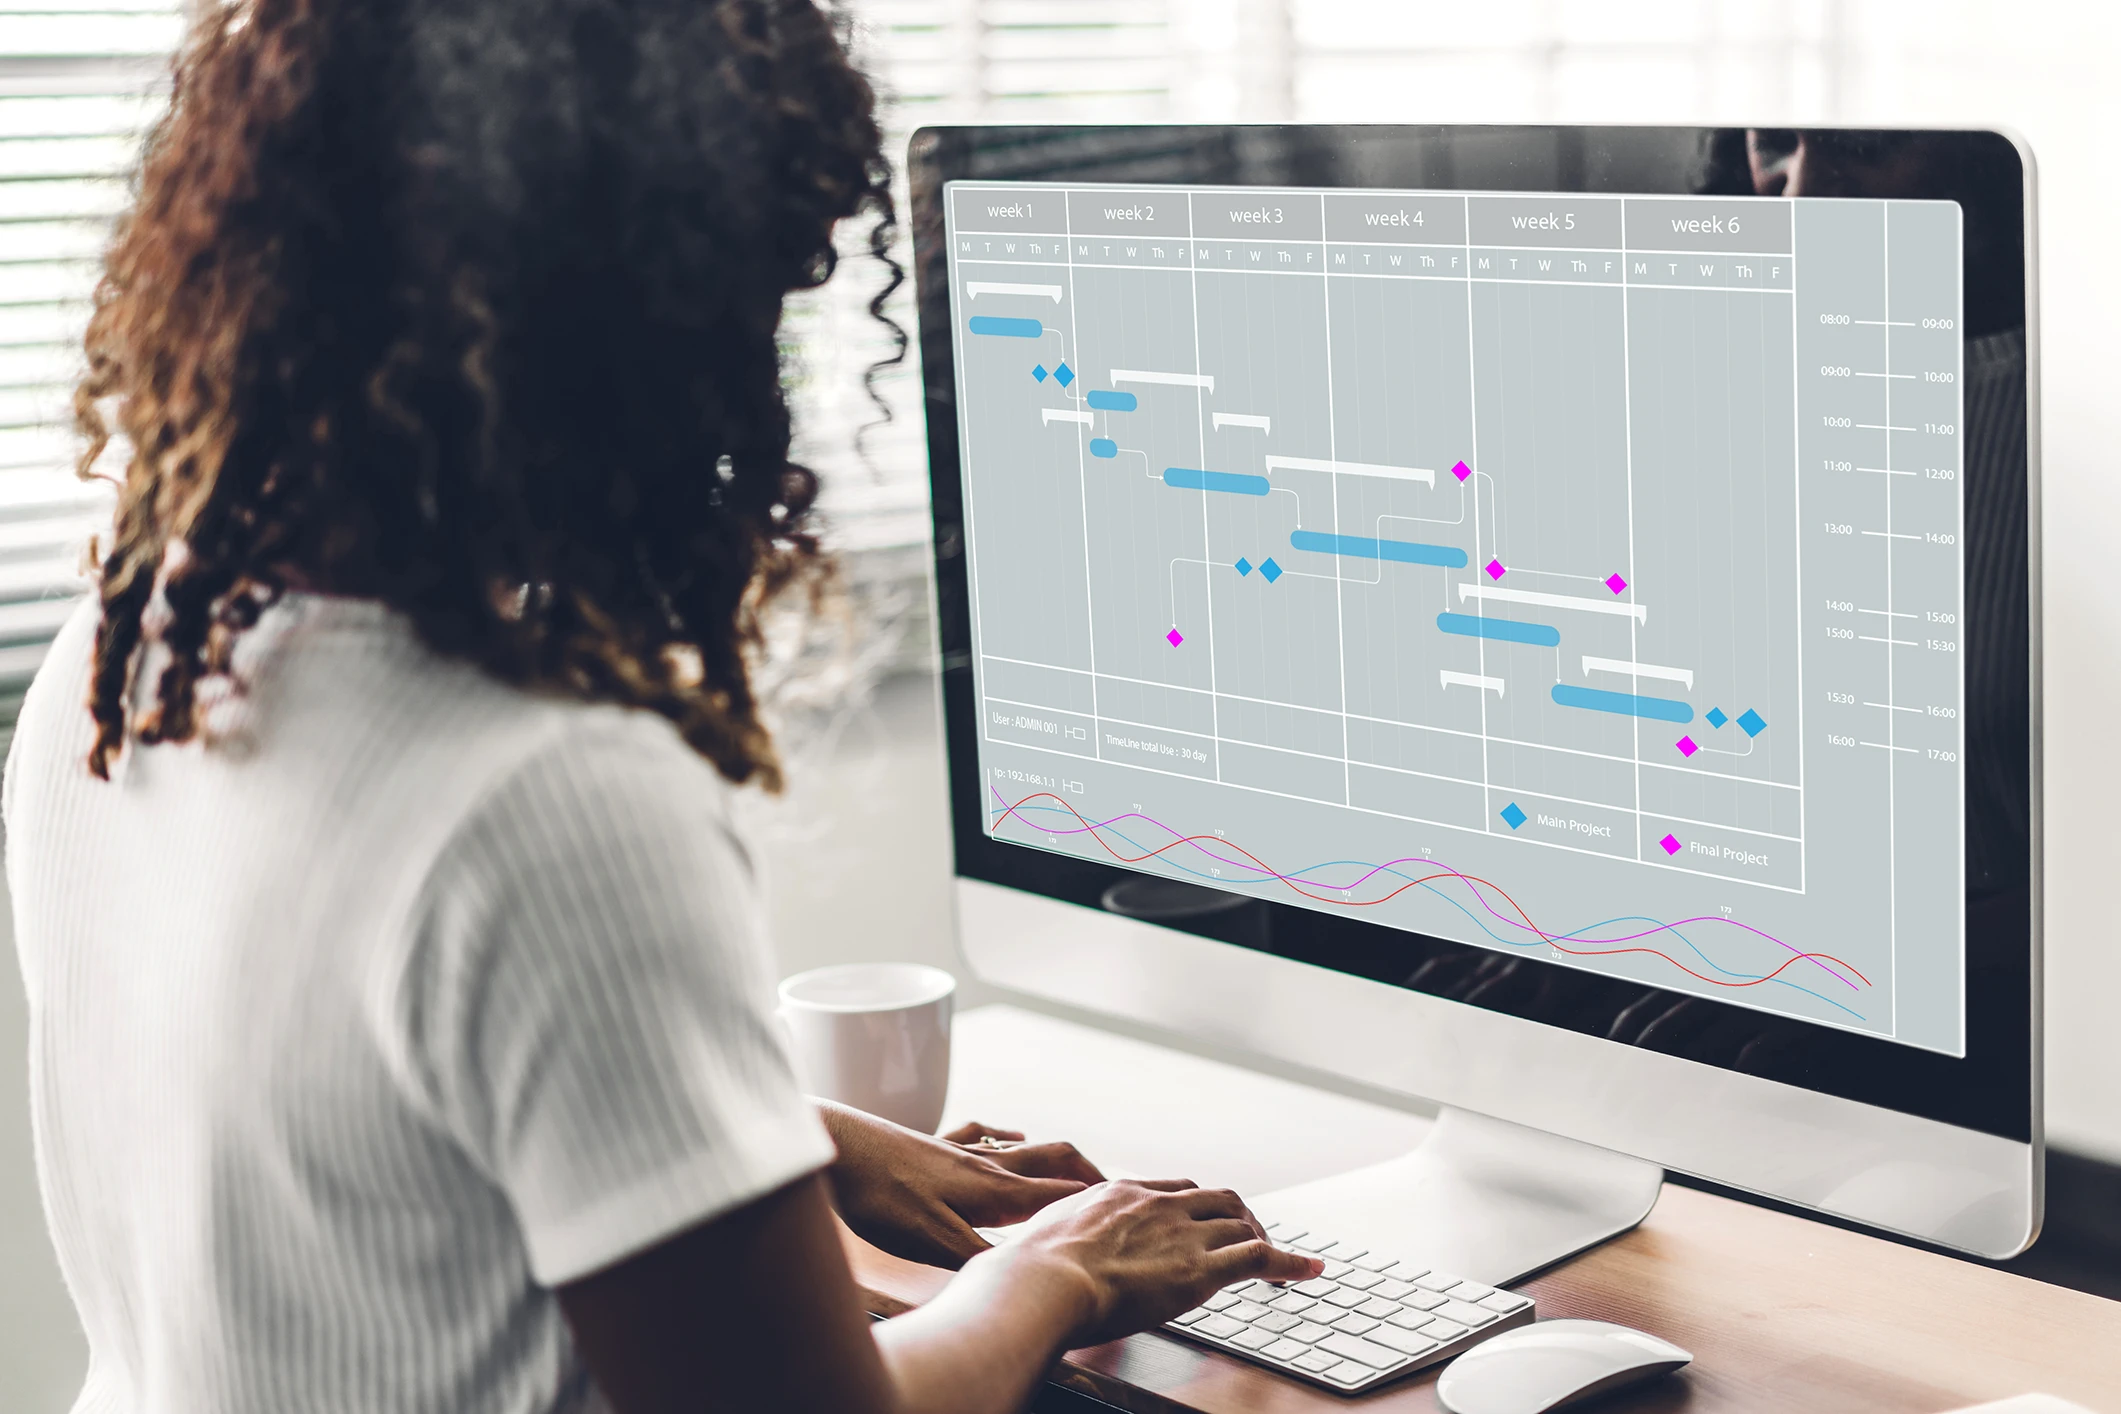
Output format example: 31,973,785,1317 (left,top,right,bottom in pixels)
997,1179,1324,1347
